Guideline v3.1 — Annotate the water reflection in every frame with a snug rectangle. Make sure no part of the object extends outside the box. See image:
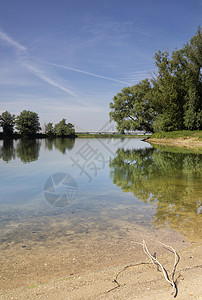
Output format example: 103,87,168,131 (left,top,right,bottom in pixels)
110,145,202,240
44,138,75,153
0,139,16,162
16,139,41,163
0,138,75,163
